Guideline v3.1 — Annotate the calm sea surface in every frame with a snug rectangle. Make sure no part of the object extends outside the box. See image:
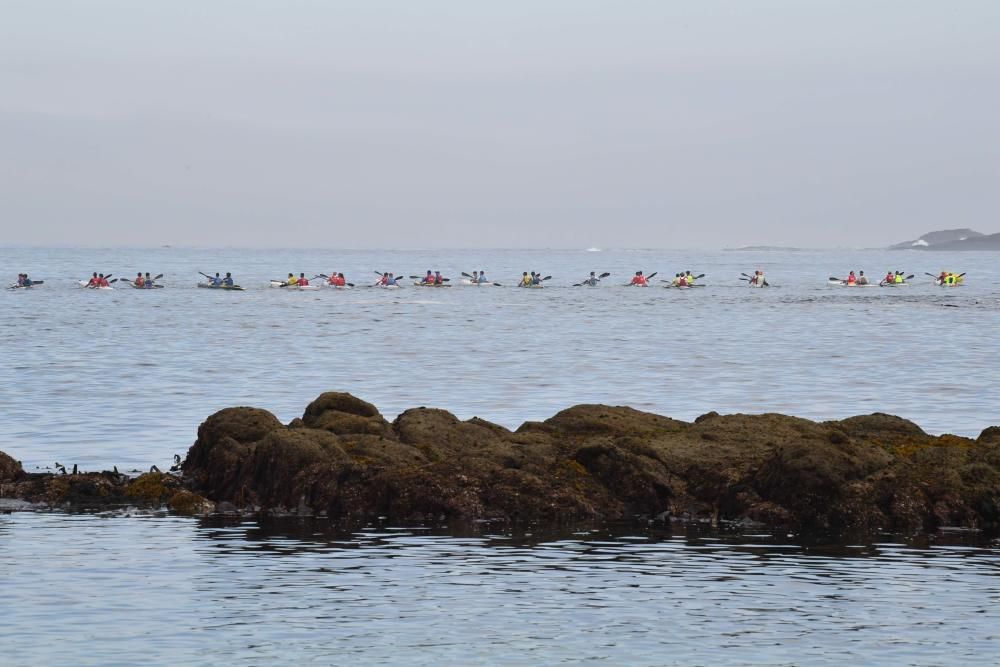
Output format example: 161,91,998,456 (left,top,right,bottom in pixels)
2,247,999,665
